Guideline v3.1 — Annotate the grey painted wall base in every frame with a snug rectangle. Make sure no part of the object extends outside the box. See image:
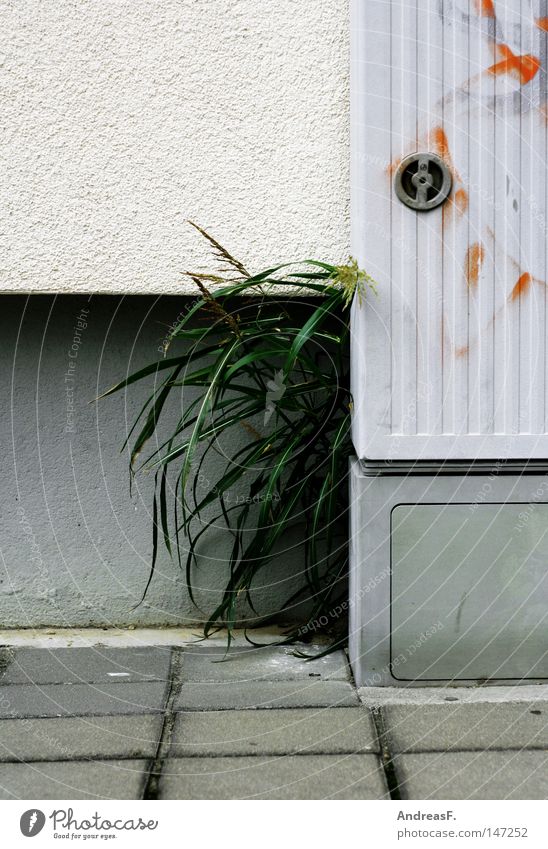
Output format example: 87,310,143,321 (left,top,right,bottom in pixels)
1,295,308,628
349,459,548,687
